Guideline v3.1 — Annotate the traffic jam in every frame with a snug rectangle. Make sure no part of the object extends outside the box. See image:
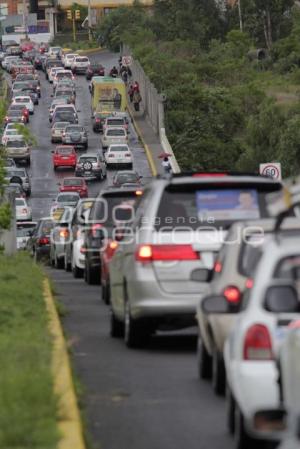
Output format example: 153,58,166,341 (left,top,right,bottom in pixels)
2,41,300,449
